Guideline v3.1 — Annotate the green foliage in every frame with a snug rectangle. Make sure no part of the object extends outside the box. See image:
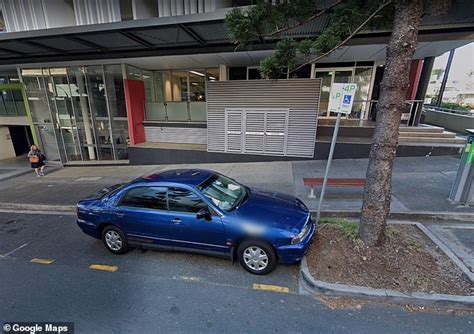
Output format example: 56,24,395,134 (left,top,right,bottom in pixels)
319,218,361,242
440,102,471,111
432,68,445,80
225,0,394,79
